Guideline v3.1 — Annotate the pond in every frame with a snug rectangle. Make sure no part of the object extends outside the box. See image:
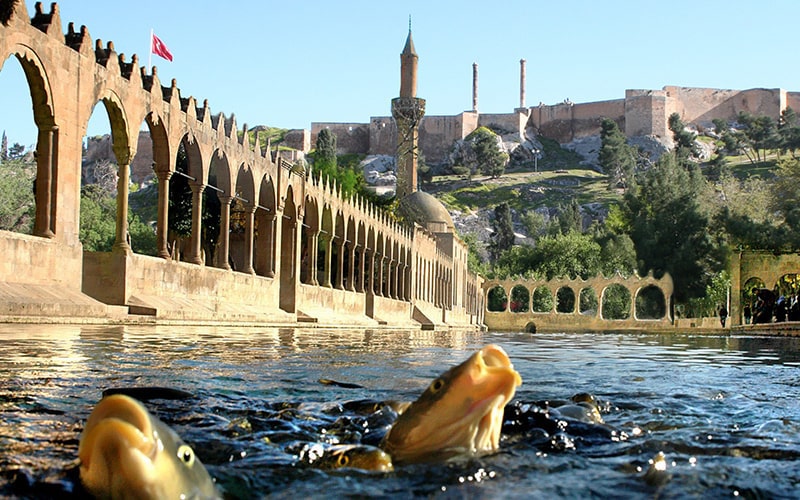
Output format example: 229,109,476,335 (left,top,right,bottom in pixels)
1,325,799,498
